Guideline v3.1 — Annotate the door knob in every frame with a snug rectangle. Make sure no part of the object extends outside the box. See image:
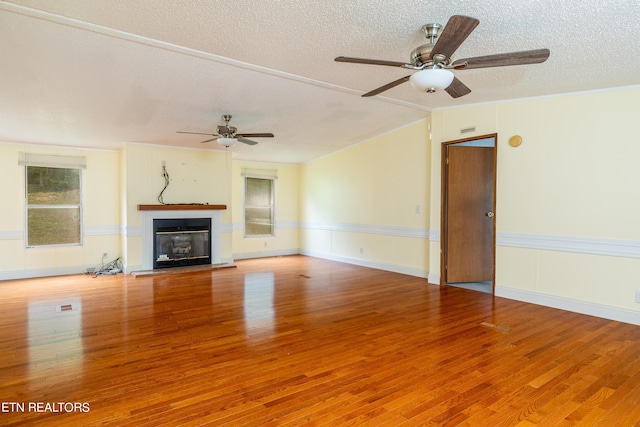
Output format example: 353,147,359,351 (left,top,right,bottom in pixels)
485,211,494,218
